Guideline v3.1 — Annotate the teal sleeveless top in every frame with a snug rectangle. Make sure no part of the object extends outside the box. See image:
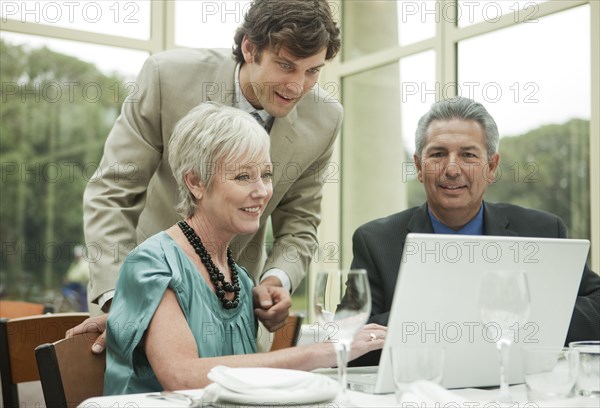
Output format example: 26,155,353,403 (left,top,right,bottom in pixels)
104,232,257,395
